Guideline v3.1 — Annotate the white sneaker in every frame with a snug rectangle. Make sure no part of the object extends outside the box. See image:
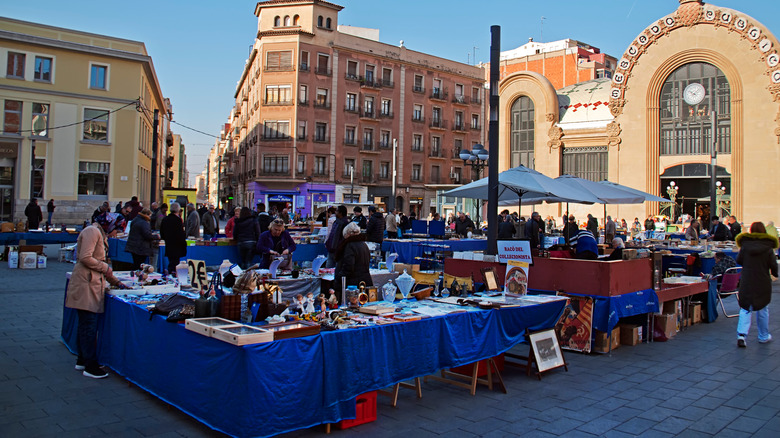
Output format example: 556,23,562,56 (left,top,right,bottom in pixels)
737,336,746,348
758,334,773,344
